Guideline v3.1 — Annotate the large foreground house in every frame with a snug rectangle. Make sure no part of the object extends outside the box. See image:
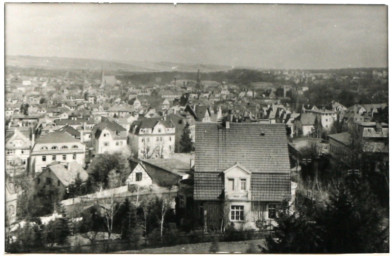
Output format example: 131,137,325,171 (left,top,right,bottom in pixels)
193,122,291,230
